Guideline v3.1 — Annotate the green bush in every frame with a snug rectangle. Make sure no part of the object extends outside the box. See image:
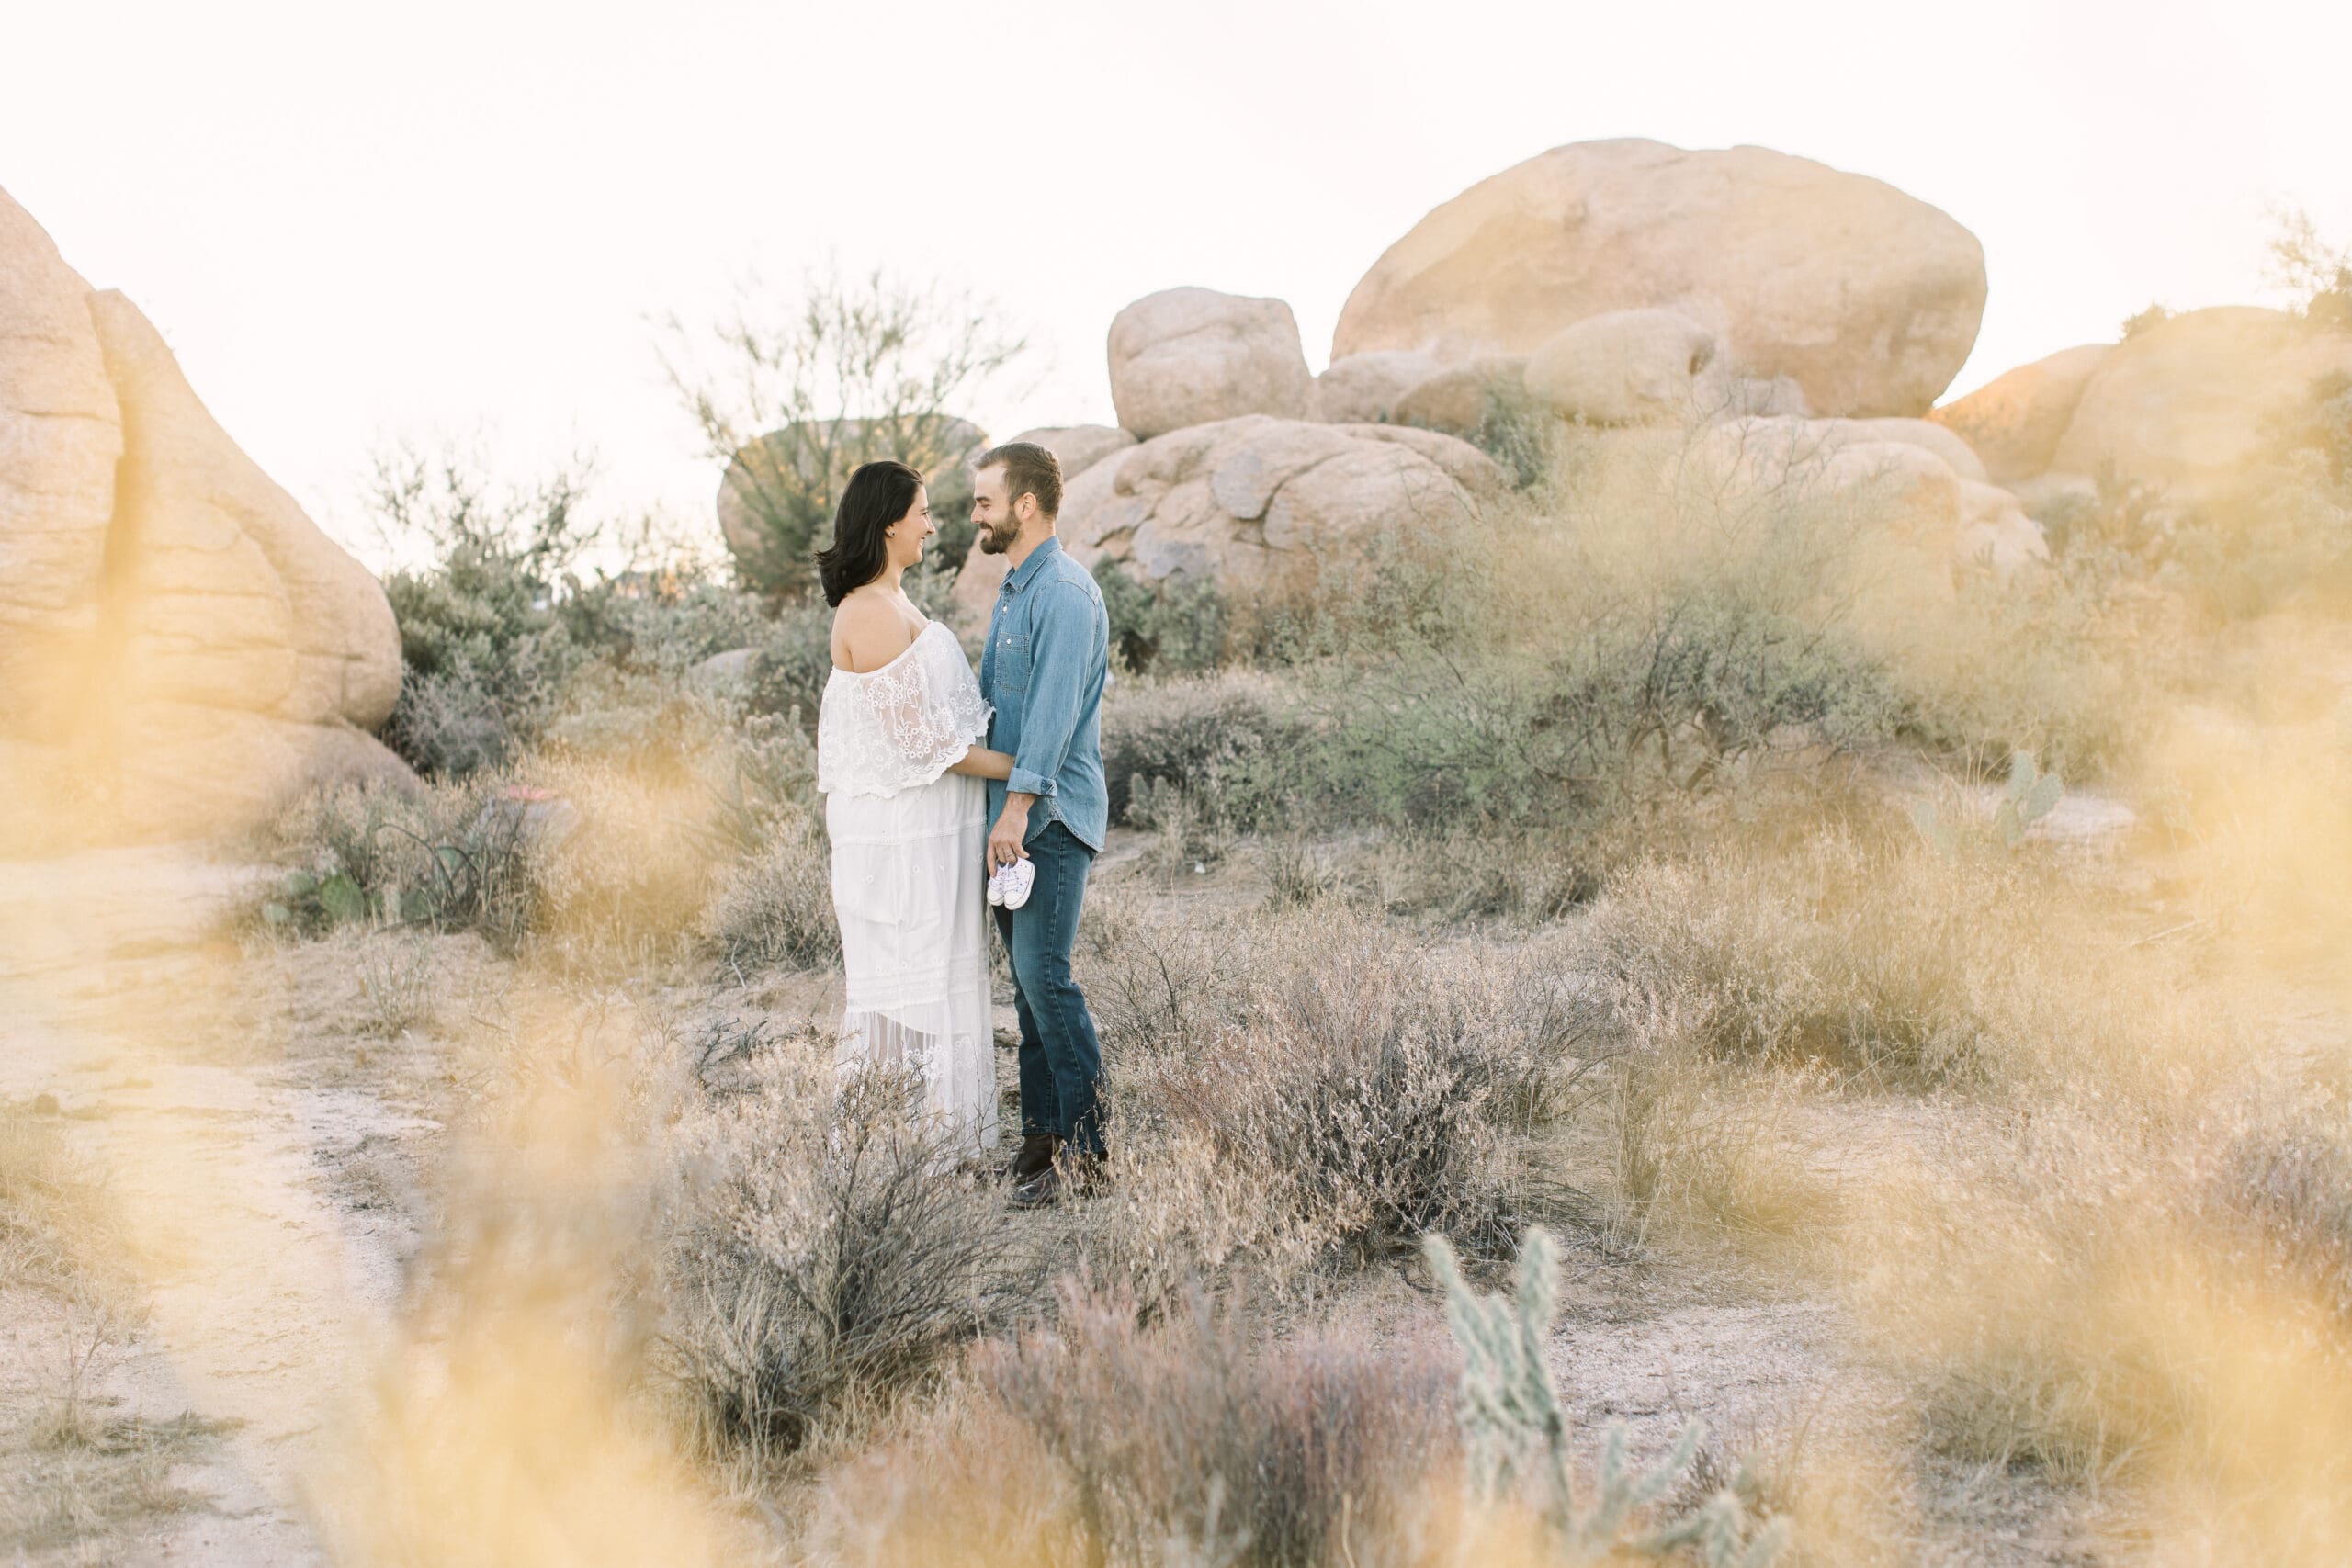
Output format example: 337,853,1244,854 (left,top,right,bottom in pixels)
1296,592,1899,832
1093,561,1229,675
